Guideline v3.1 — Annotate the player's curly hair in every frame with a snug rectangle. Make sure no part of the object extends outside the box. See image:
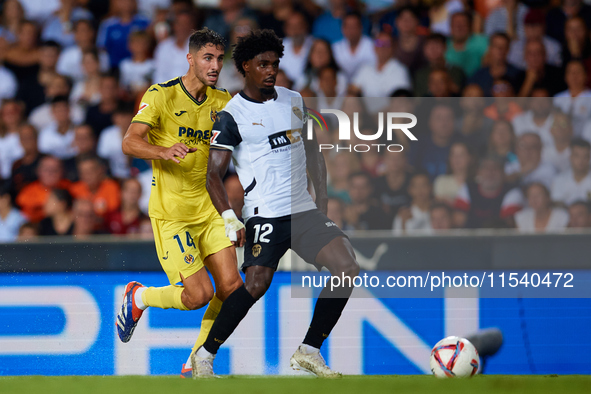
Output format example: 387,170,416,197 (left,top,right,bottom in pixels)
232,29,284,77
